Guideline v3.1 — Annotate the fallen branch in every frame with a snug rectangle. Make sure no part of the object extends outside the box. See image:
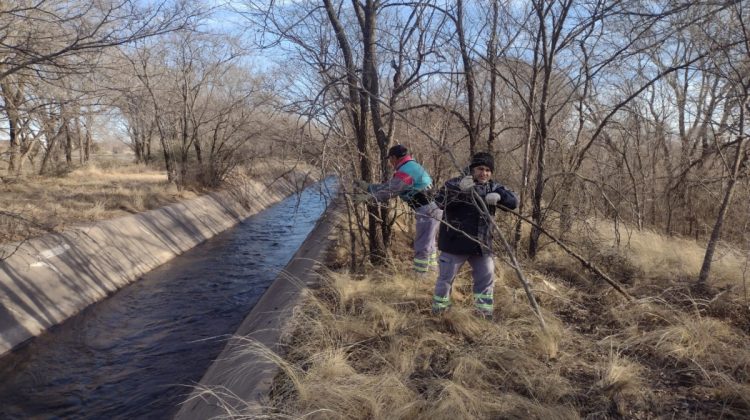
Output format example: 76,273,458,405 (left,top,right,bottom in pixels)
503,207,634,301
